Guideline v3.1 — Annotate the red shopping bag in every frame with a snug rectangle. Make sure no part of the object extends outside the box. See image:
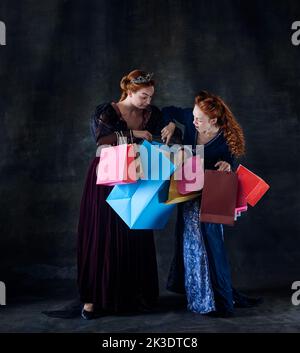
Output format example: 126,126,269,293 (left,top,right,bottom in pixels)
200,170,238,226
235,175,248,213
236,165,270,207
